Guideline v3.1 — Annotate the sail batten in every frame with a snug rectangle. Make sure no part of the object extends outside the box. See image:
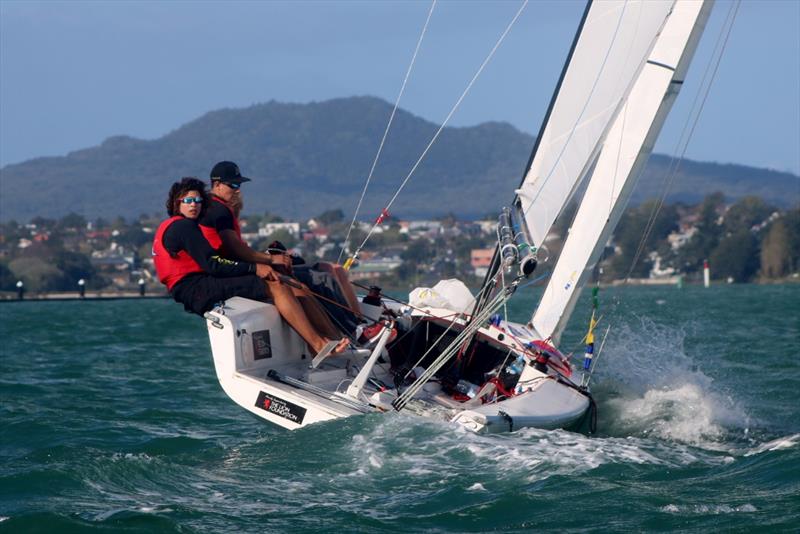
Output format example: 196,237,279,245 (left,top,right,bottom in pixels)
531,0,713,342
